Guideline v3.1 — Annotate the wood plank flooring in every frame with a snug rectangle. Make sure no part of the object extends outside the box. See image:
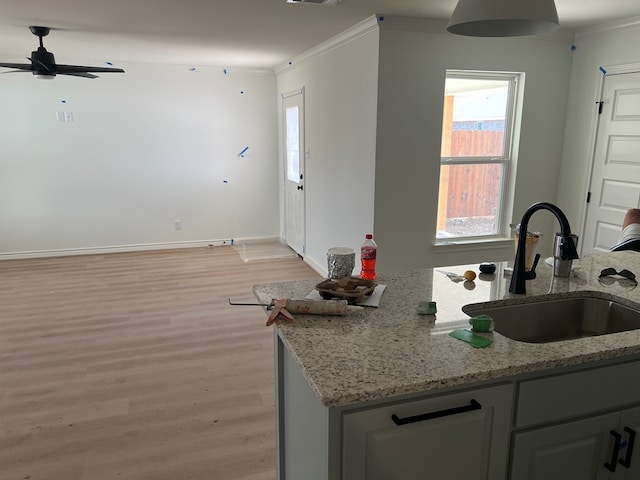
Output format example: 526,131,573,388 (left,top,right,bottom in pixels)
0,246,320,480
